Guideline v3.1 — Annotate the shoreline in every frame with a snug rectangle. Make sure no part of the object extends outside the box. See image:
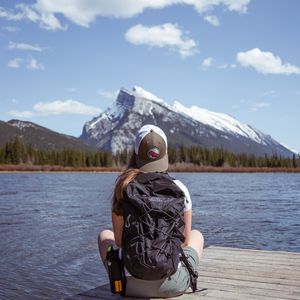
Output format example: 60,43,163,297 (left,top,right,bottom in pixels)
1,164,300,173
